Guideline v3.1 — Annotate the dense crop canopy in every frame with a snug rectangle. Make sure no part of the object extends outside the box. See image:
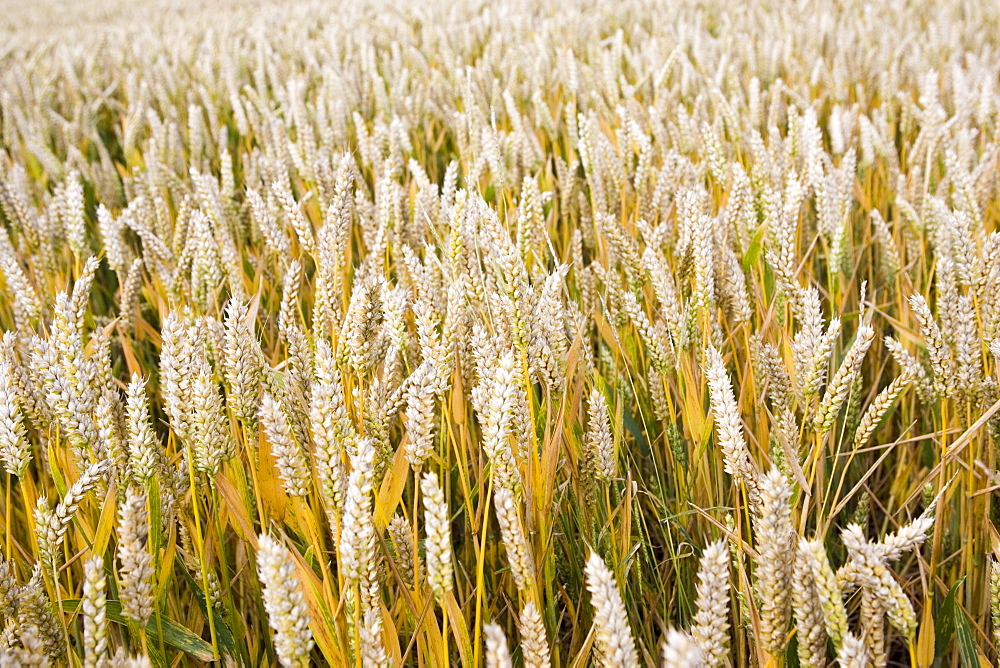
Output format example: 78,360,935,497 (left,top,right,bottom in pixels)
1,0,999,665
